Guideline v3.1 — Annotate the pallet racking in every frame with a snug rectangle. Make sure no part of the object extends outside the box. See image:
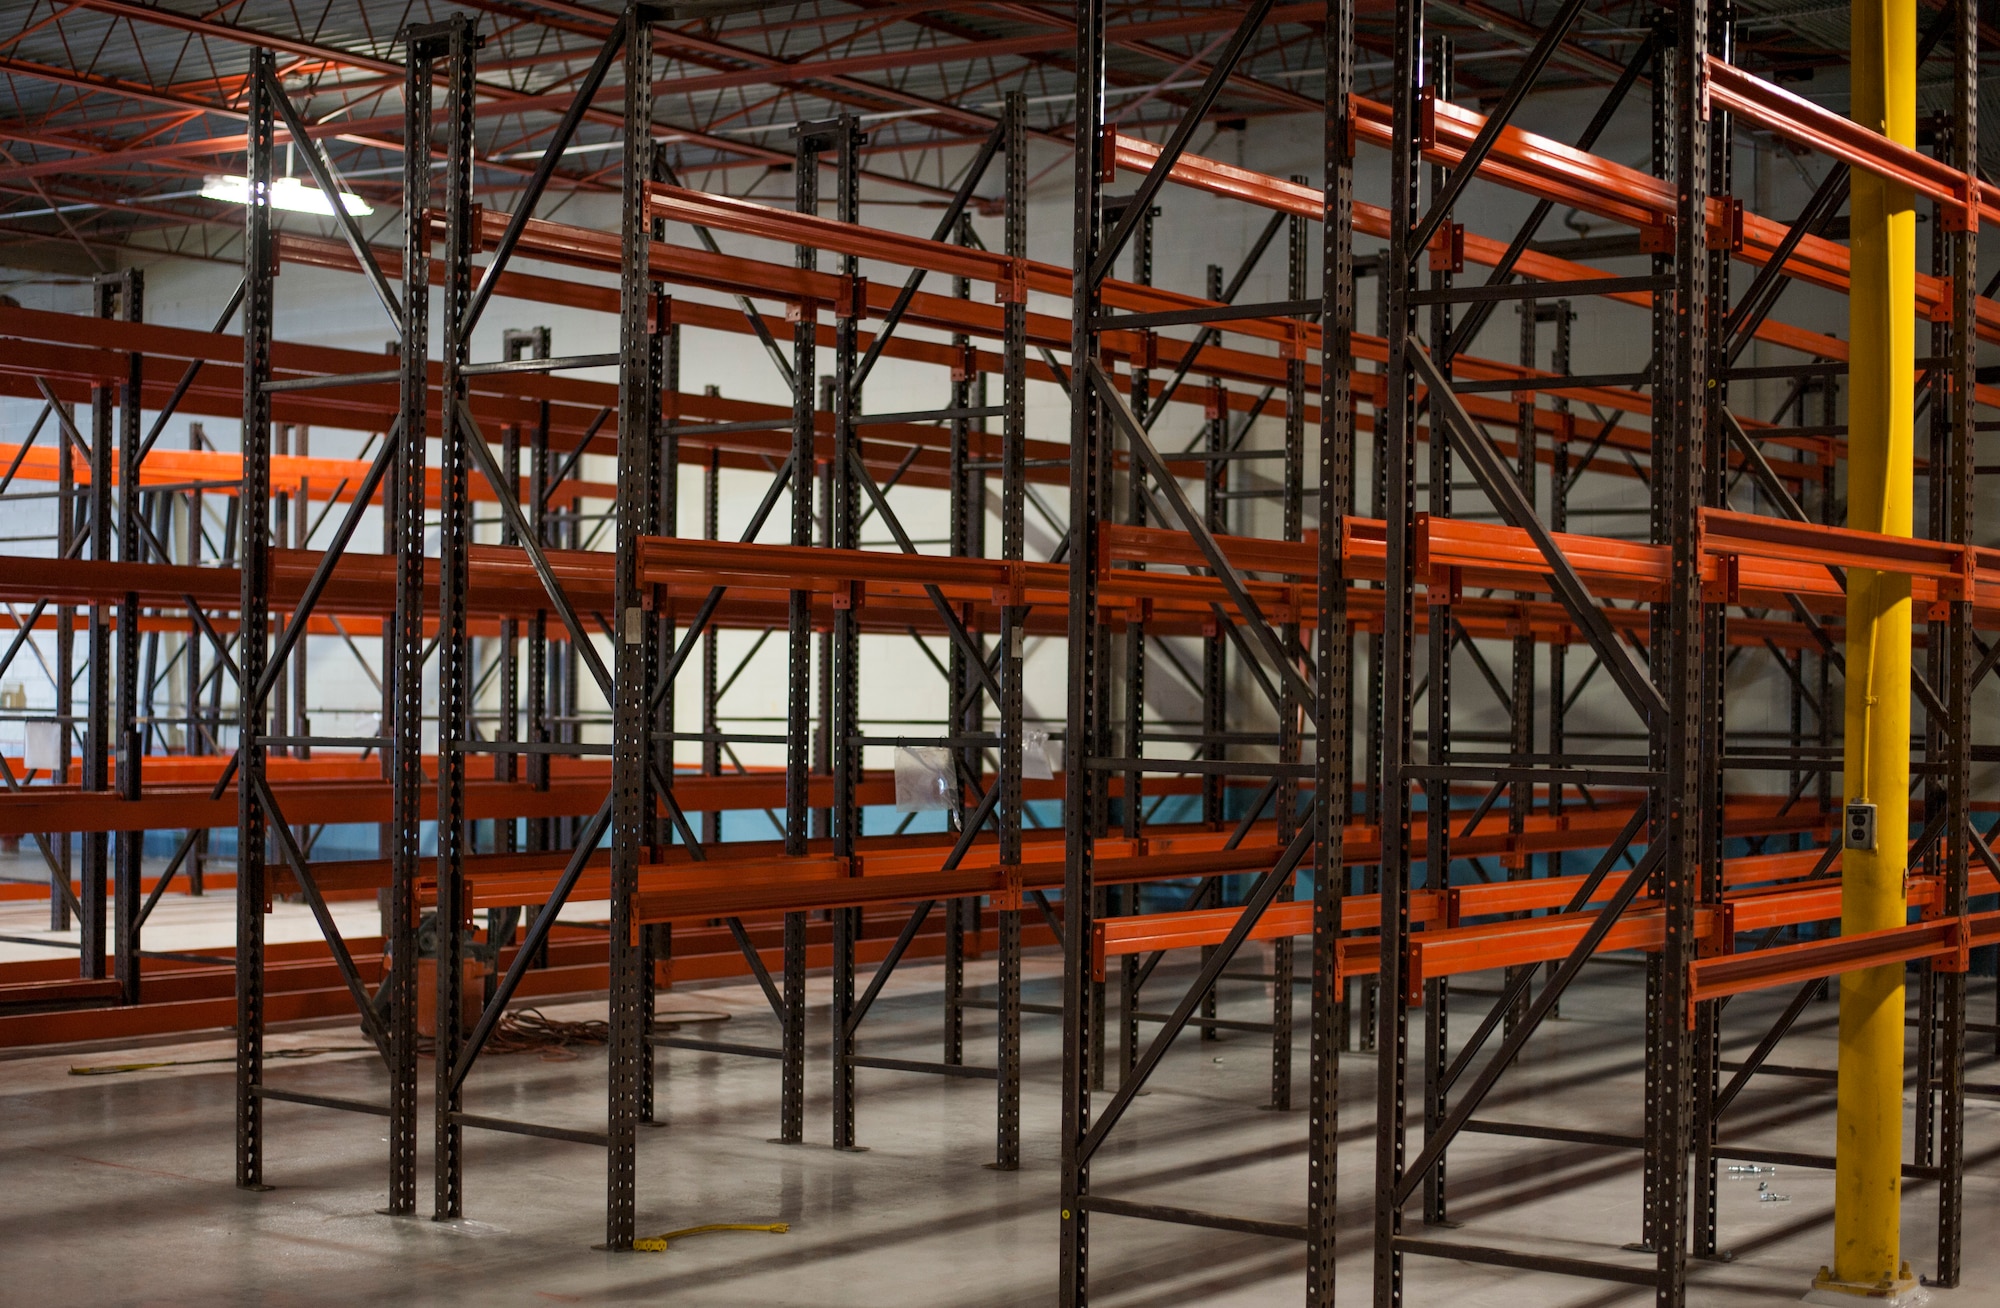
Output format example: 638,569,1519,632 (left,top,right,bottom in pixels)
0,1,1990,1304
1052,0,1994,1303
